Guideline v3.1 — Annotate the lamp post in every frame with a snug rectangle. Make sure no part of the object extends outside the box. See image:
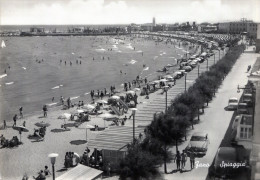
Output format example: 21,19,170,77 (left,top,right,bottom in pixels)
184,72,187,92
214,53,216,64
131,108,137,141
237,84,256,135
48,153,59,180
206,58,209,71
198,64,200,77
164,86,169,113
